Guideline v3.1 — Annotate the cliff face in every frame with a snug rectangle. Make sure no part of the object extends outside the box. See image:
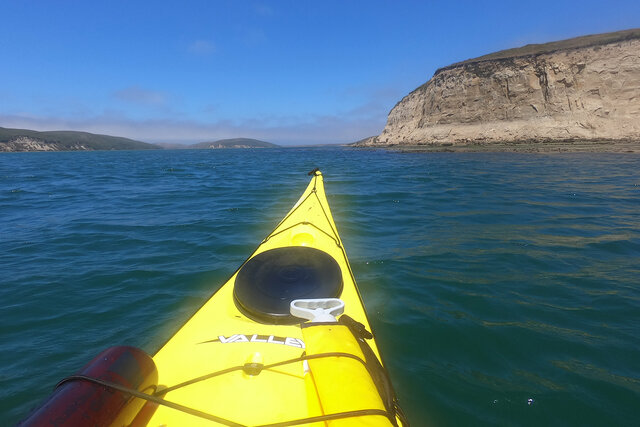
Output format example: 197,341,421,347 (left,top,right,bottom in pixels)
363,30,640,147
